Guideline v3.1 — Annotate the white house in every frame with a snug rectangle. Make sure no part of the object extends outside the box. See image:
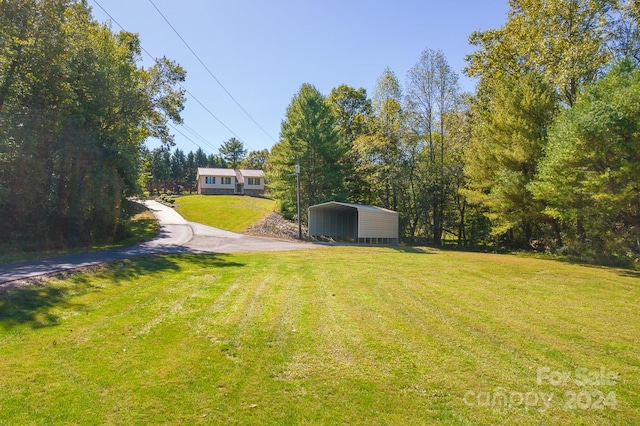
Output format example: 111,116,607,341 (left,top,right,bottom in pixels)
196,168,265,196
237,169,266,196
